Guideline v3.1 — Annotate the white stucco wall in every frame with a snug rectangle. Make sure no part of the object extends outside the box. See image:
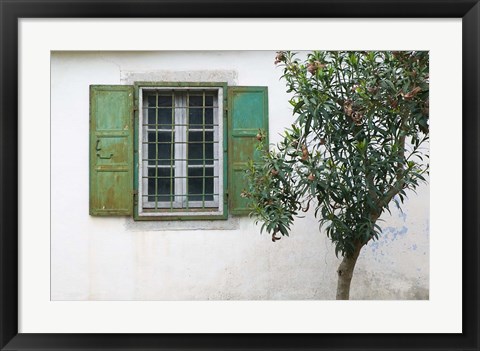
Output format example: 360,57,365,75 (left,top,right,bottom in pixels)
51,51,429,300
